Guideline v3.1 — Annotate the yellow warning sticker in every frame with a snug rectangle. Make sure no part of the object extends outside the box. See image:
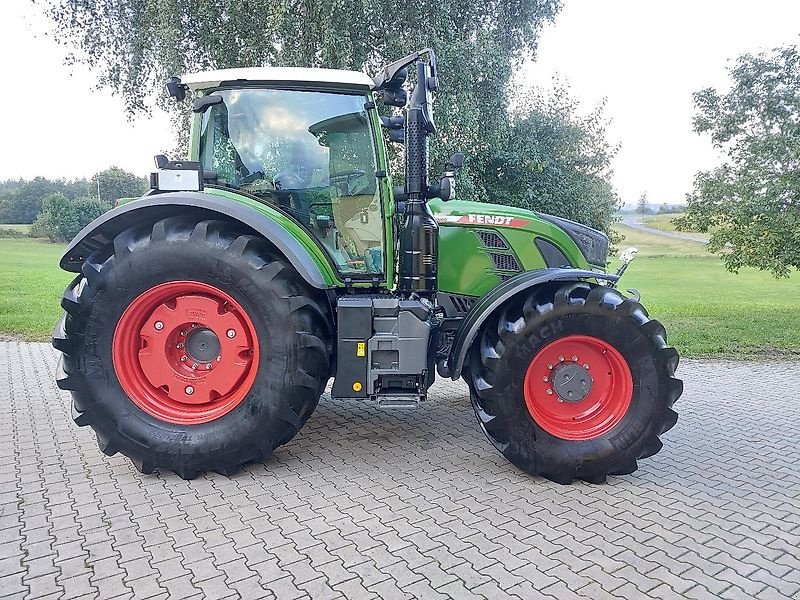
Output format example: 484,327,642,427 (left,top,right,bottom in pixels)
356,342,366,357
